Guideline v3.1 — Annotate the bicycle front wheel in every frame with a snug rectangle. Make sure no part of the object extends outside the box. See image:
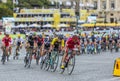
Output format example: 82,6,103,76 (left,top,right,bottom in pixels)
50,51,59,72
67,55,75,75
42,53,50,71
2,54,6,65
